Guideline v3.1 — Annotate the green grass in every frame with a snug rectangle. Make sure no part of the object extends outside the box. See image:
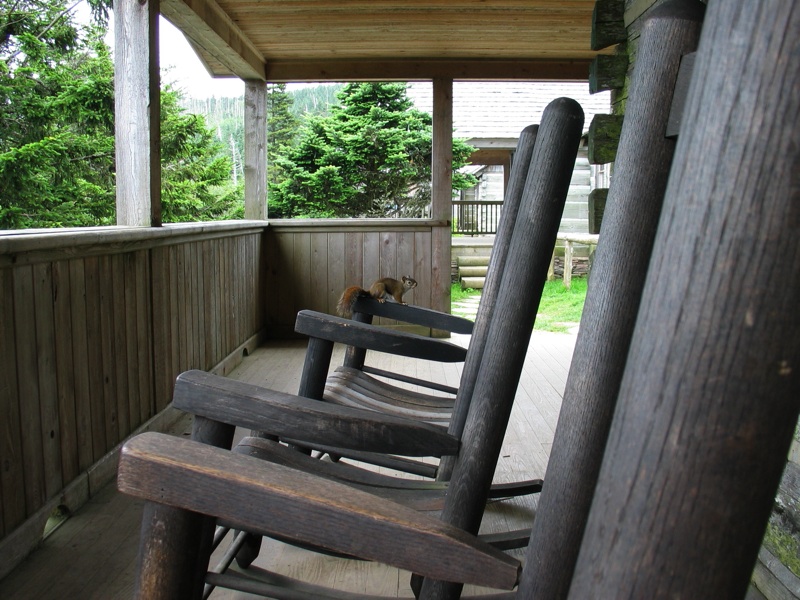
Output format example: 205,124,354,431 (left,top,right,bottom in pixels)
451,283,479,303
534,277,588,333
450,277,588,333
